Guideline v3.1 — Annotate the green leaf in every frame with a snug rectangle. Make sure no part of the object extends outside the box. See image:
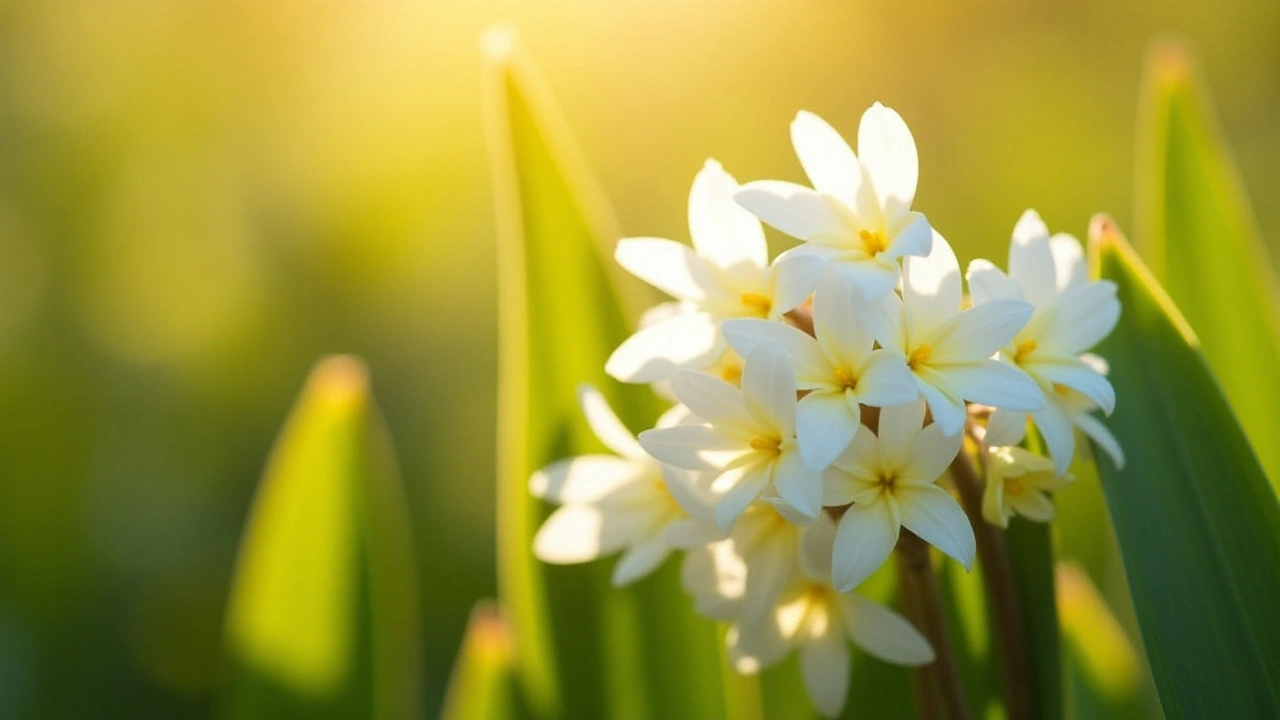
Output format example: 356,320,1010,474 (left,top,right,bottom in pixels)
1134,39,1280,490
481,27,736,720
1055,563,1149,720
1006,520,1060,720
441,602,516,720
1088,216,1280,718
222,356,423,720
